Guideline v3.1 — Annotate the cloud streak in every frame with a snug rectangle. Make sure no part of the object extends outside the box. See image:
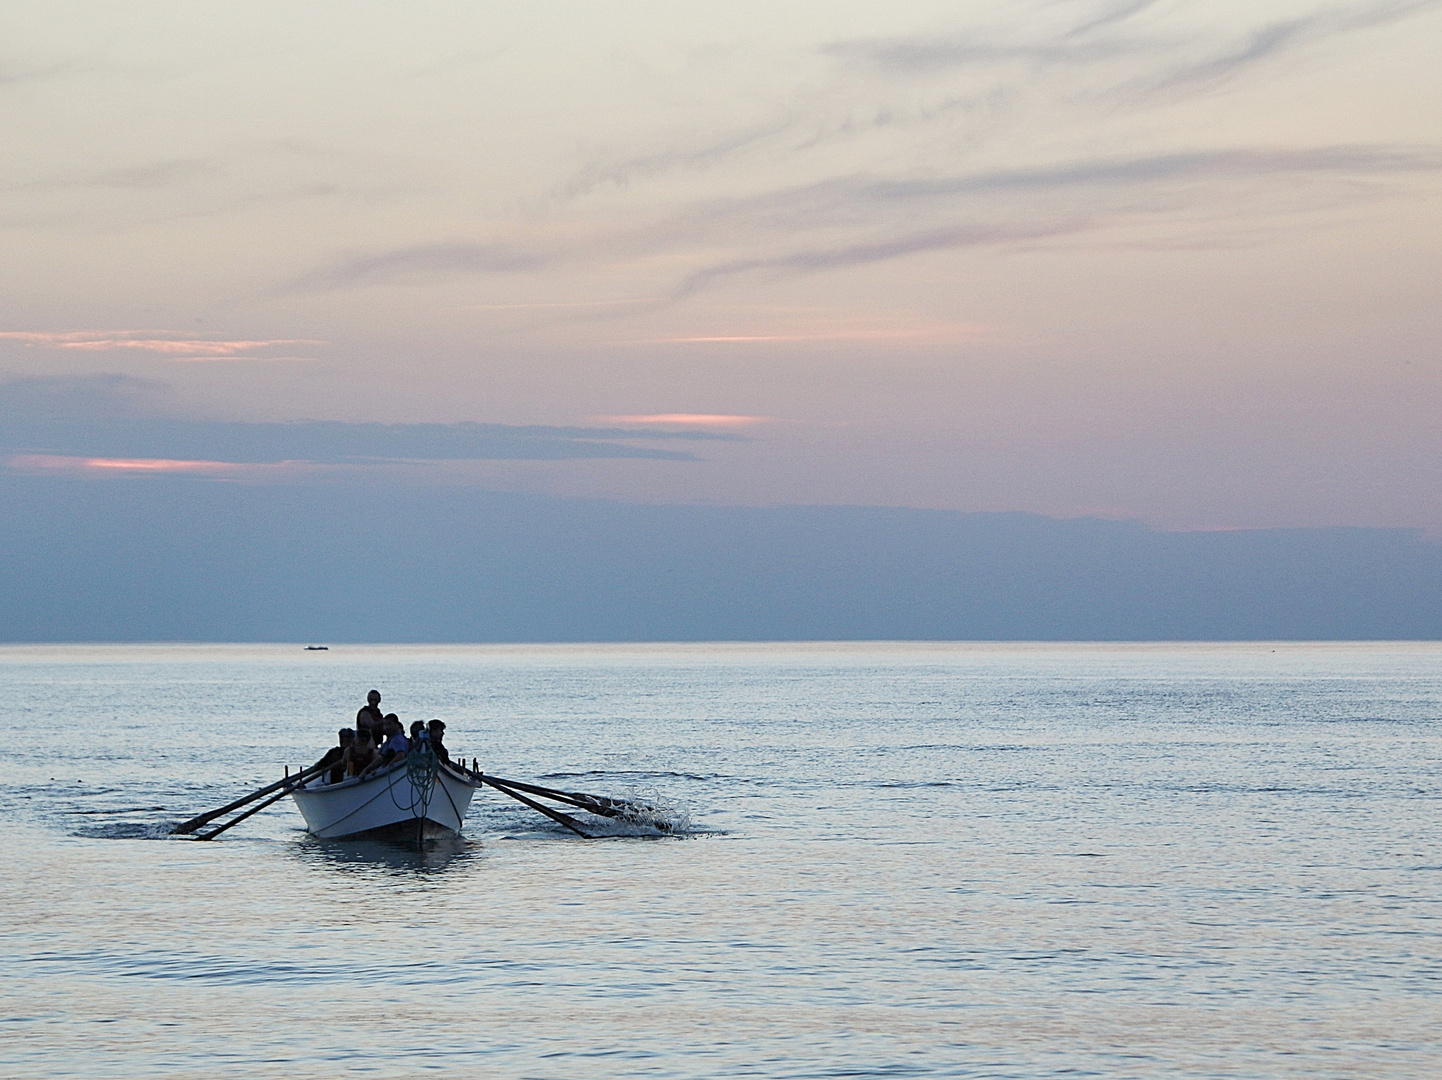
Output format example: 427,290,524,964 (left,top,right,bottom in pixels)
284,138,1440,302
663,143,1440,292
0,331,325,359
1137,0,1442,95
1064,0,1167,40
284,242,554,293
673,220,1093,296
559,119,798,200
0,375,750,467
549,0,1442,230
0,416,719,464
597,414,771,428
14,158,218,192
826,0,1439,88
683,144,1442,229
